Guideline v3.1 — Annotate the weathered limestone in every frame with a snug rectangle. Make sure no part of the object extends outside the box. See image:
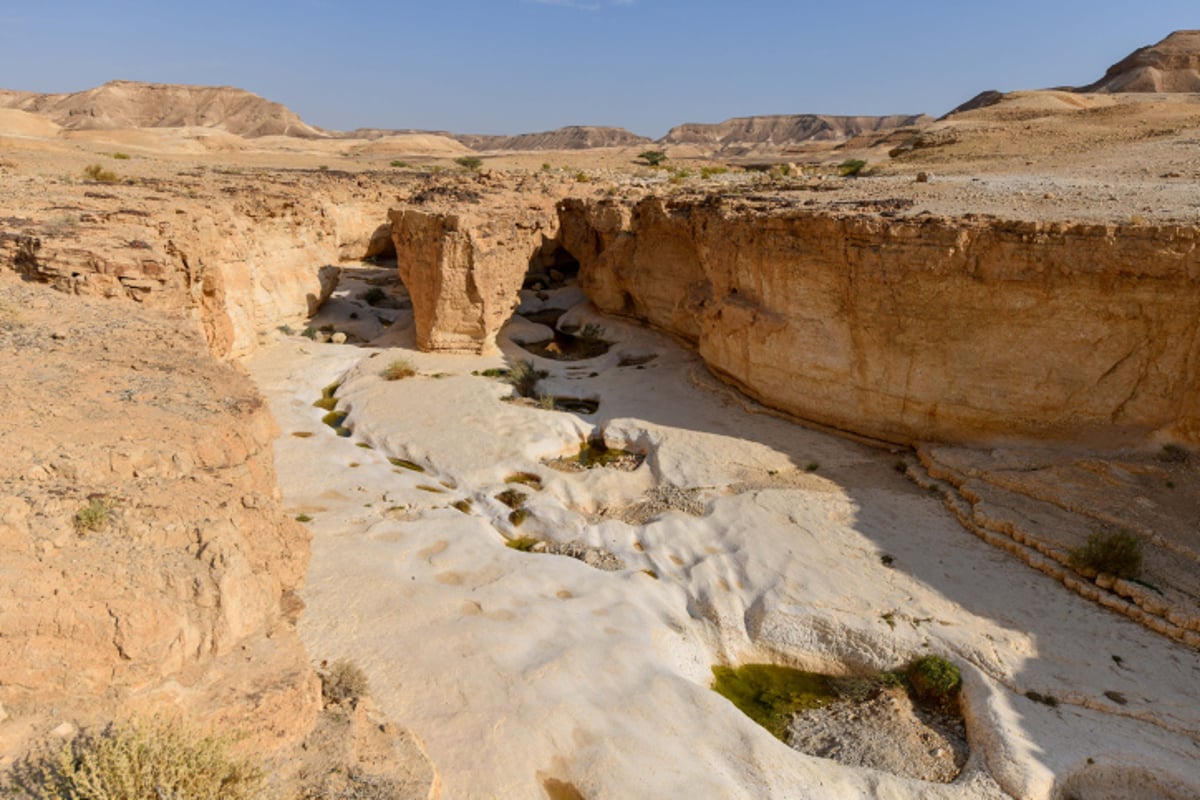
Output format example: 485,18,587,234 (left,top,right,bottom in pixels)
558,196,1200,446
388,177,565,353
